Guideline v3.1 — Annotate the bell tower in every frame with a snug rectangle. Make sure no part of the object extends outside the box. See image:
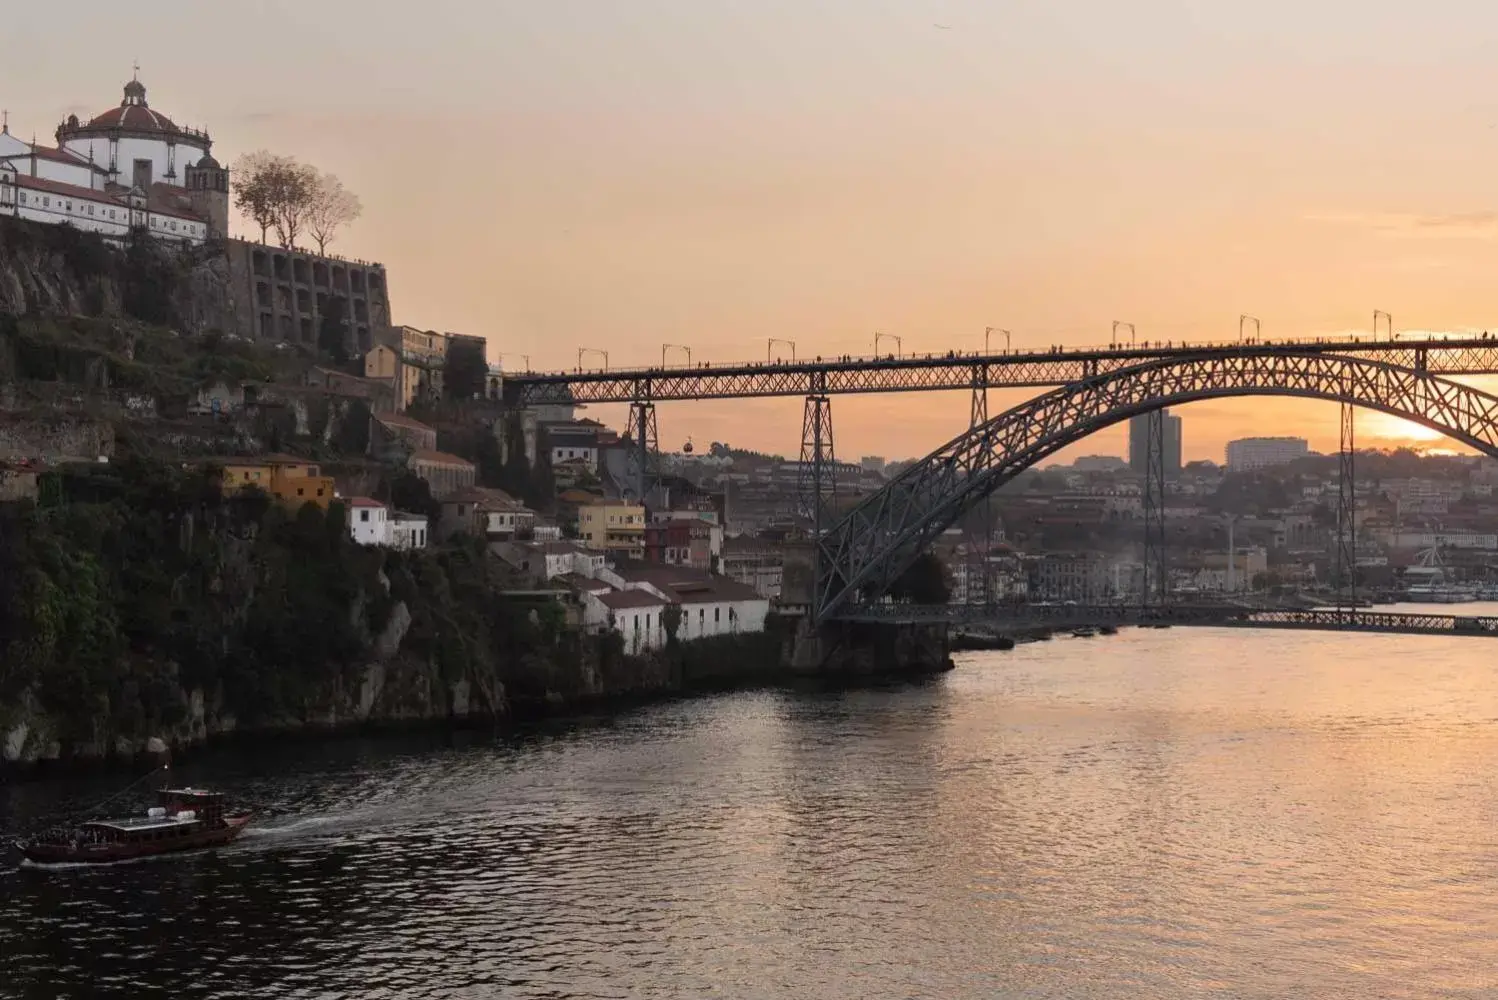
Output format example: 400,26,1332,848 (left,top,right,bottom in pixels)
185,153,230,238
